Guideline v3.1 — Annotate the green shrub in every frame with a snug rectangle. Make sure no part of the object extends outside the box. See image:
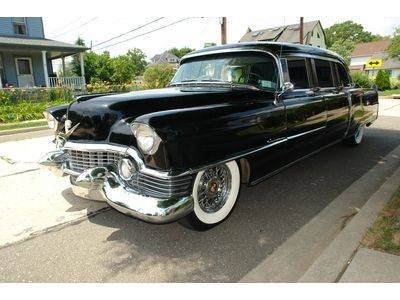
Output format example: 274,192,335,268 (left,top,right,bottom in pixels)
375,70,391,91
86,81,144,94
390,78,400,89
143,64,176,89
0,87,74,123
351,72,371,88
0,99,70,123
